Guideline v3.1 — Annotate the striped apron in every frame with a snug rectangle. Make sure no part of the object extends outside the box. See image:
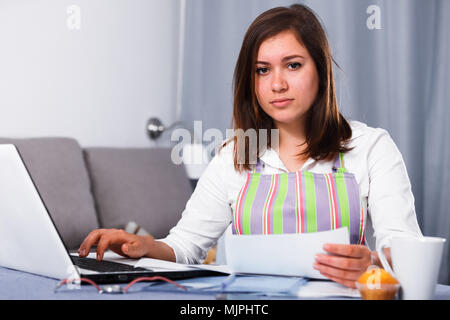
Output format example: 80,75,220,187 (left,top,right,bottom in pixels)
232,153,365,245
